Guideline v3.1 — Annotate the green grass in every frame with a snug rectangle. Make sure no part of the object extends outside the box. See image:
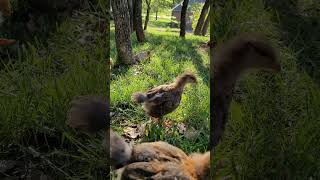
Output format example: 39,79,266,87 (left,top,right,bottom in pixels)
147,18,177,29
0,0,319,179
0,11,109,179
111,27,210,153
211,0,320,179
